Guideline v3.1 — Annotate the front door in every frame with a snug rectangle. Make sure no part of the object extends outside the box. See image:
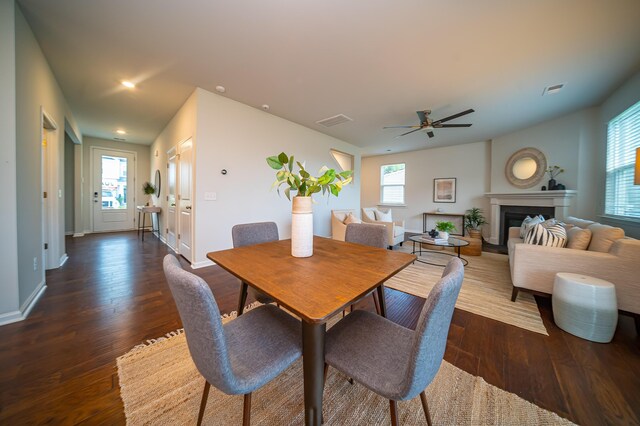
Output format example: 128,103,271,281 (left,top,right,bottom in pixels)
92,148,136,232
